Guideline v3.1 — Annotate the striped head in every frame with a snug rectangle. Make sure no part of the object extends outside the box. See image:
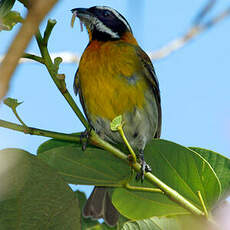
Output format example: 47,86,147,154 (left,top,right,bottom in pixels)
71,6,132,41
